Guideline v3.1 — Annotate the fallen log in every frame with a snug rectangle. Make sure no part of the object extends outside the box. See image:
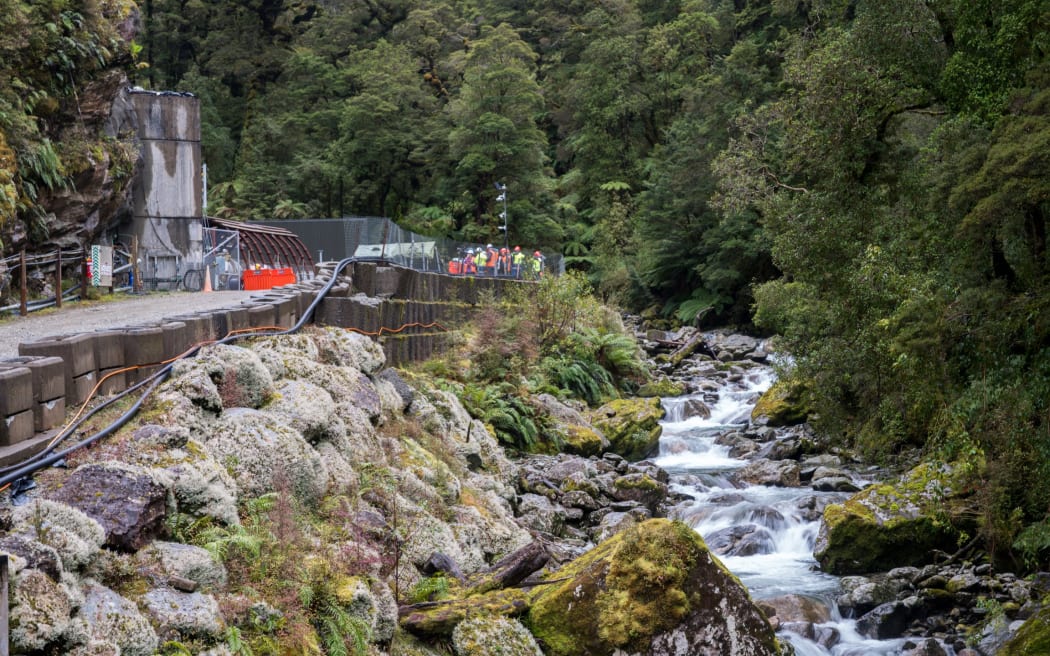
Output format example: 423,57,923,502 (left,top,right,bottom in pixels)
399,588,529,637
466,540,550,596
